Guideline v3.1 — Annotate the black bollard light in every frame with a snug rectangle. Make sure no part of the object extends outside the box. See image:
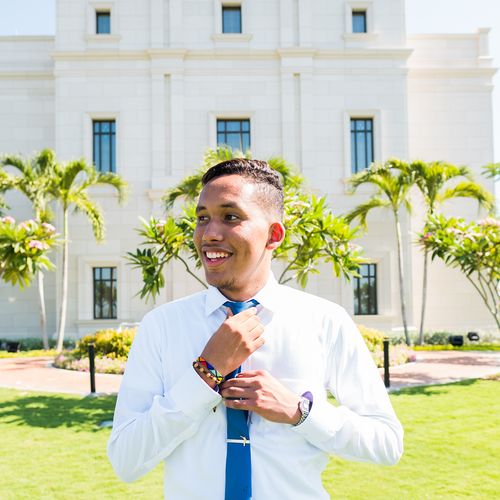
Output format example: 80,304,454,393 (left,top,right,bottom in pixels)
383,338,390,388
89,344,96,394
